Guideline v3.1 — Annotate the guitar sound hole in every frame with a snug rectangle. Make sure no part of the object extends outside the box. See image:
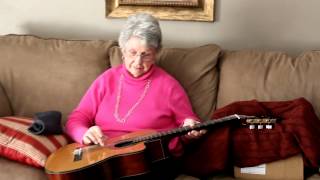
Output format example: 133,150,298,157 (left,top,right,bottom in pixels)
114,140,135,147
